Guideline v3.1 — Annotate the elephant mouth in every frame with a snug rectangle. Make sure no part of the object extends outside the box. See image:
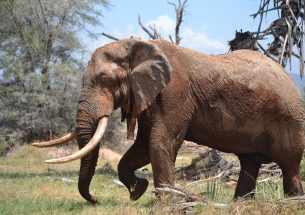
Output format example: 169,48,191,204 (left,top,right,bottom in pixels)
32,117,109,163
